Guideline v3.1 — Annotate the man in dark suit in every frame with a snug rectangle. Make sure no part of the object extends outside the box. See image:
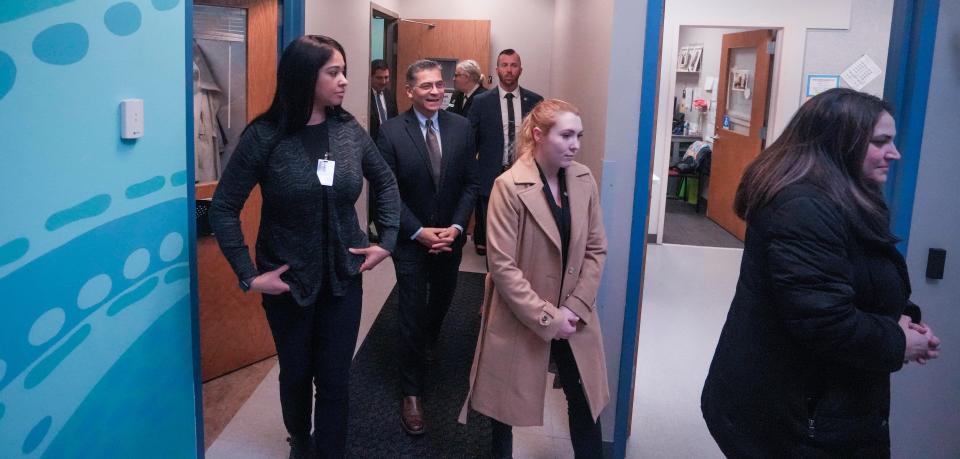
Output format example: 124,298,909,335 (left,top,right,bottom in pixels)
368,59,398,141
468,49,543,255
447,59,486,116
377,59,478,436
368,59,399,242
